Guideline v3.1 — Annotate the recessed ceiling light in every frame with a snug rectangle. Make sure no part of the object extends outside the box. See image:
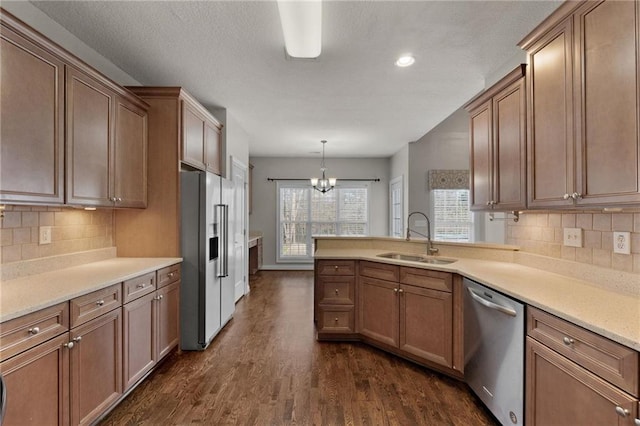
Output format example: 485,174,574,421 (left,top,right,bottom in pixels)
395,55,415,67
